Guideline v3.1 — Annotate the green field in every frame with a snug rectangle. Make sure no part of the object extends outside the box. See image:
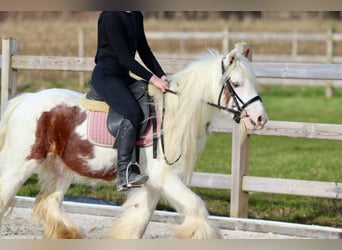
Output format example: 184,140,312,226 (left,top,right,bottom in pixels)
17,83,342,228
